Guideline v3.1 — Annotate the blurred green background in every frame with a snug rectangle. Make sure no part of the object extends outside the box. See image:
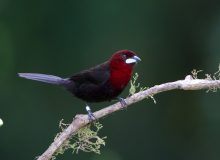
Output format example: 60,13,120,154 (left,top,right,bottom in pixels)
1,0,220,159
